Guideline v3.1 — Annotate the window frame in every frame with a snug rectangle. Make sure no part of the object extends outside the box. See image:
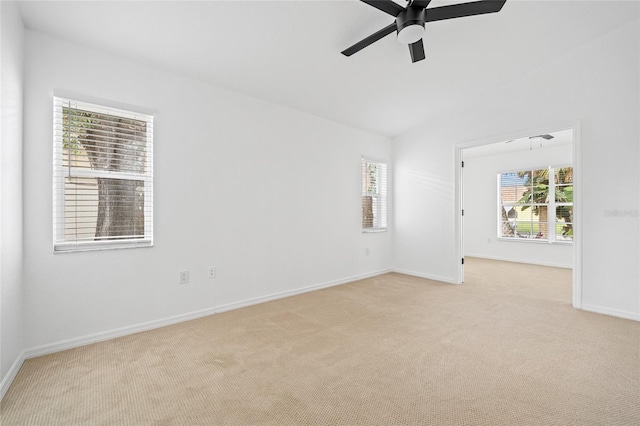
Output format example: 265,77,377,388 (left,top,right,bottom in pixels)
53,96,154,252
497,165,573,244
362,158,388,233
